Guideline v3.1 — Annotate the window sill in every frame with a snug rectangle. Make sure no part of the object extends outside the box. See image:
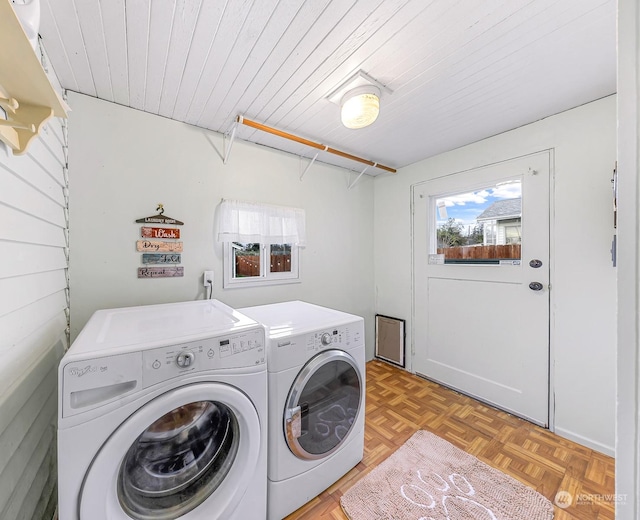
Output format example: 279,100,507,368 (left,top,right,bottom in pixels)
223,277,301,289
